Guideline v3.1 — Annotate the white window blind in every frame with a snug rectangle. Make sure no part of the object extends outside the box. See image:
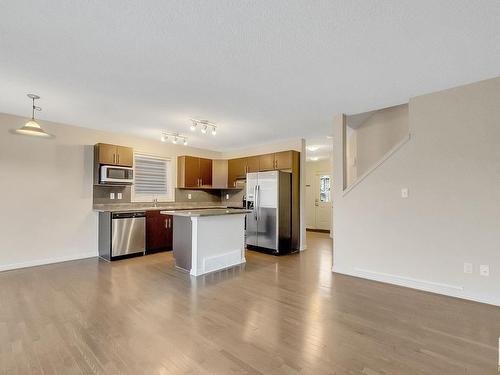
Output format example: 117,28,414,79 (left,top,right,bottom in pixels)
132,153,173,202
